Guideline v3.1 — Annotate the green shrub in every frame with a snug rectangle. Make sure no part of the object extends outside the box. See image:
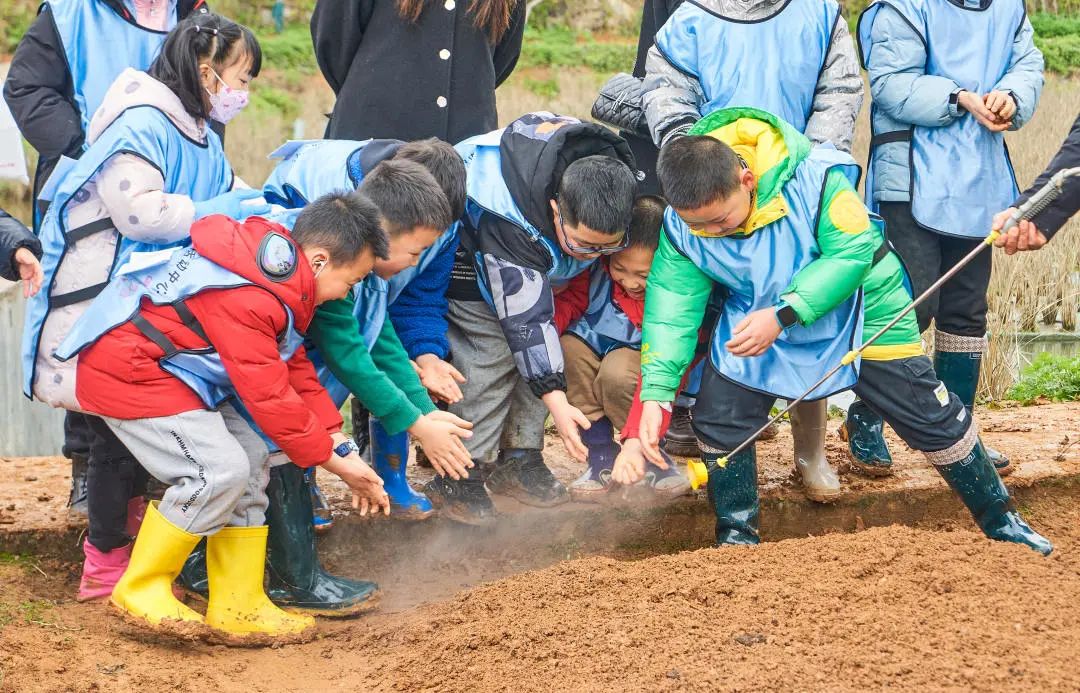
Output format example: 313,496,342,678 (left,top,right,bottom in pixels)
260,25,318,74
1007,351,1080,404
523,76,560,98
1037,33,1080,76
520,25,635,74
